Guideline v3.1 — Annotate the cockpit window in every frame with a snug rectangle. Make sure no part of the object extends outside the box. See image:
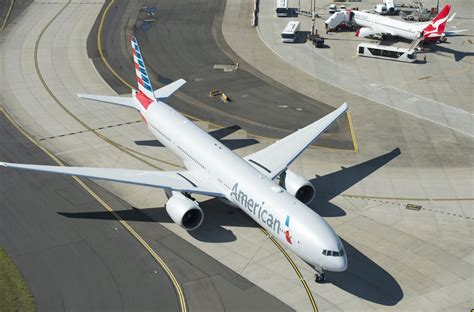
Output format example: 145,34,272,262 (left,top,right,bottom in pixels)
322,249,344,257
